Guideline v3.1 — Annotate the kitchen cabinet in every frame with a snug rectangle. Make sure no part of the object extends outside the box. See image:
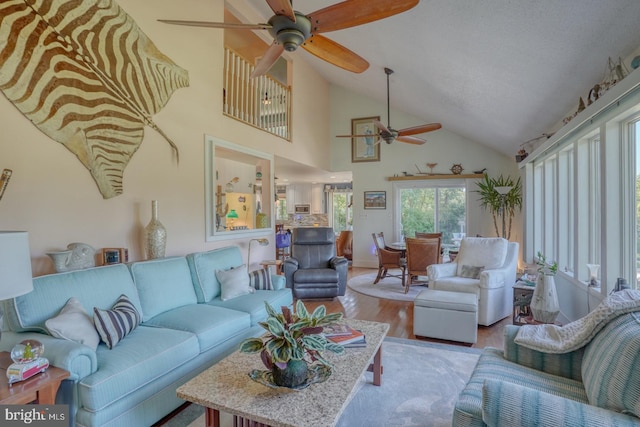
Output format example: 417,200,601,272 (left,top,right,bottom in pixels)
286,185,296,214
311,184,324,213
